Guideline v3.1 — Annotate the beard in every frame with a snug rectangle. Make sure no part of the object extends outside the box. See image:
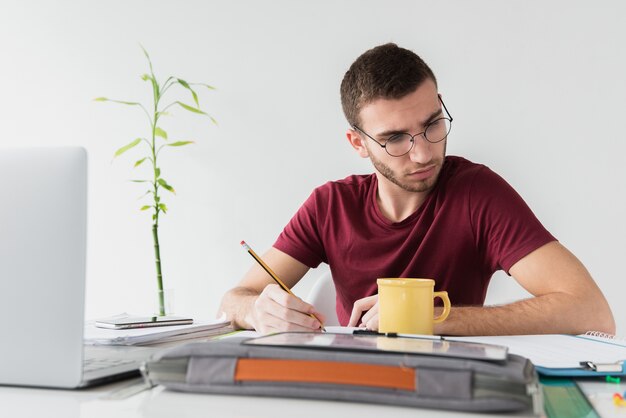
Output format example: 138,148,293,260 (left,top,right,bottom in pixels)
368,142,446,193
